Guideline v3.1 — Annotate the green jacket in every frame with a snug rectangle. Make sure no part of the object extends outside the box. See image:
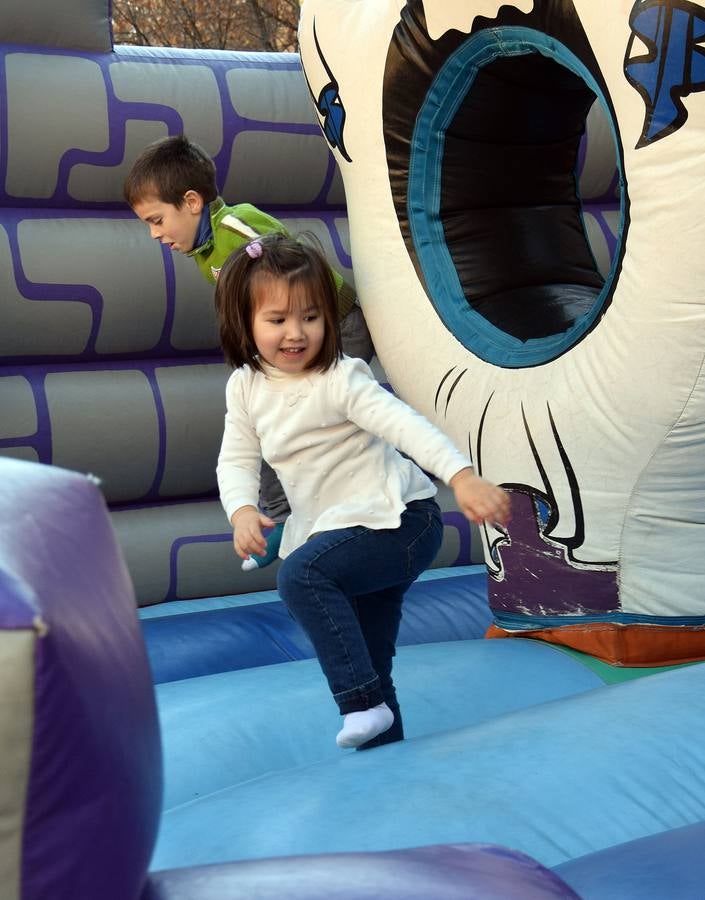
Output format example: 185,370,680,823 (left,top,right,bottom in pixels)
188,198,355,318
